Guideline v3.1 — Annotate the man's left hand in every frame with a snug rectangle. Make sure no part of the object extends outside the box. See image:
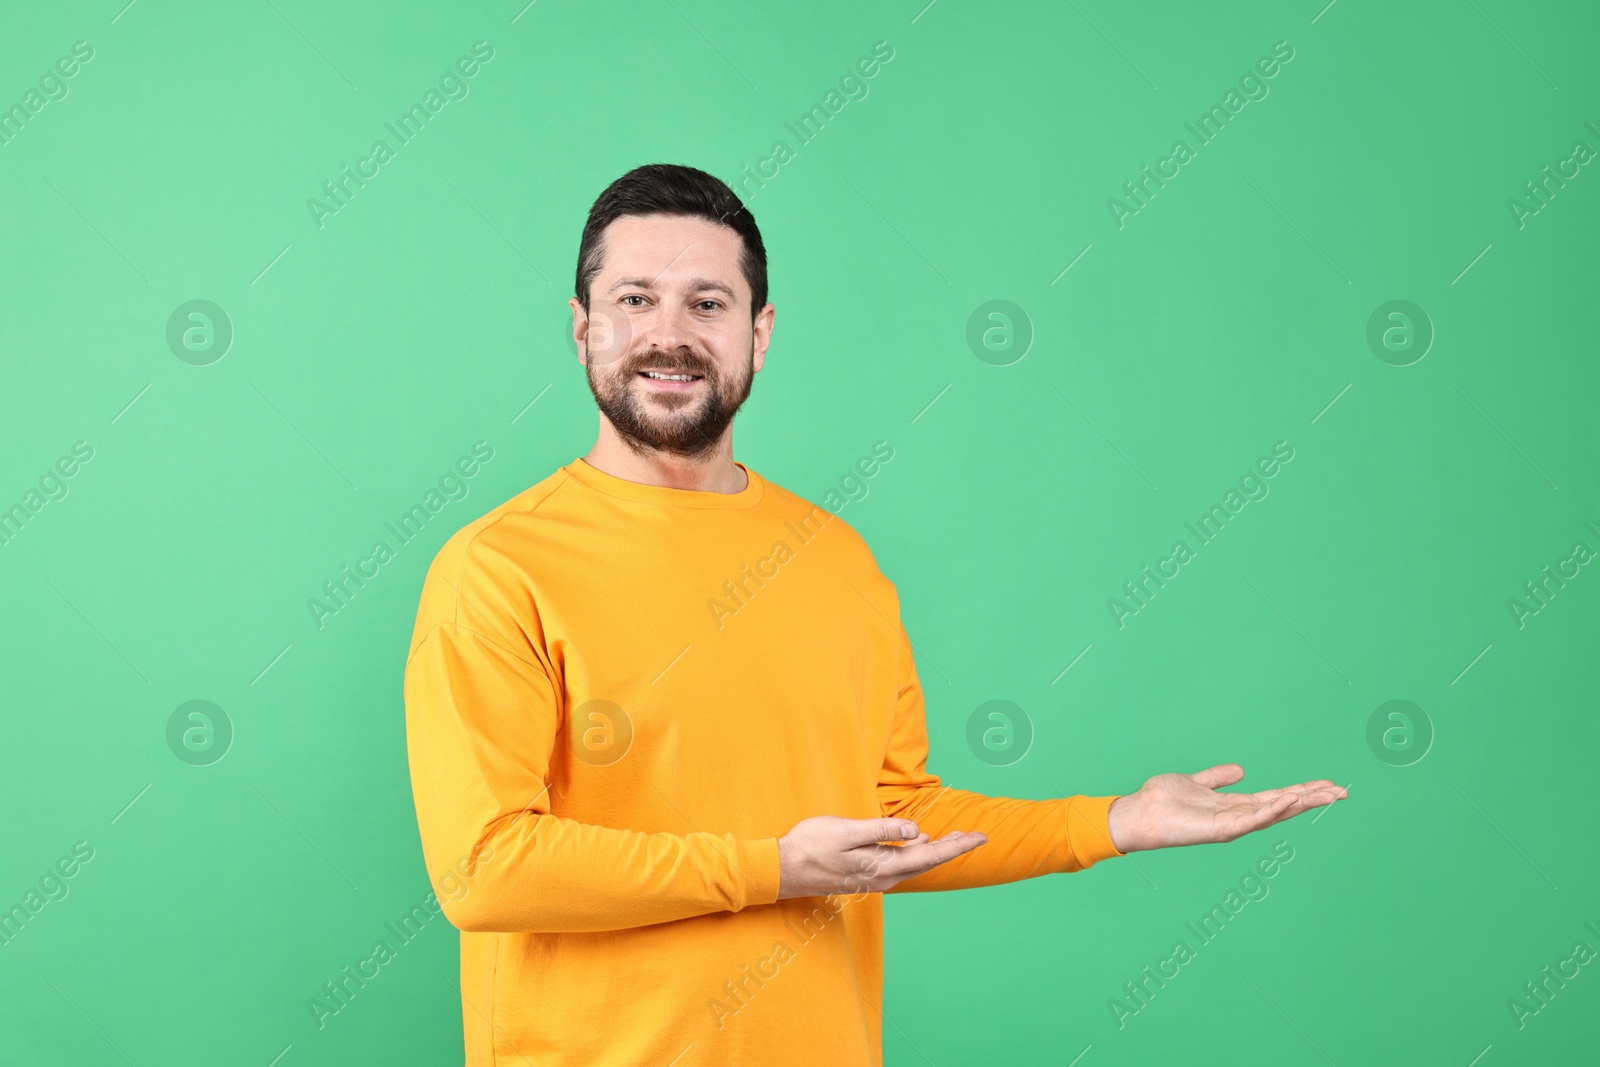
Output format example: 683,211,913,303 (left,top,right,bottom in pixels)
1106,764,1347,854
